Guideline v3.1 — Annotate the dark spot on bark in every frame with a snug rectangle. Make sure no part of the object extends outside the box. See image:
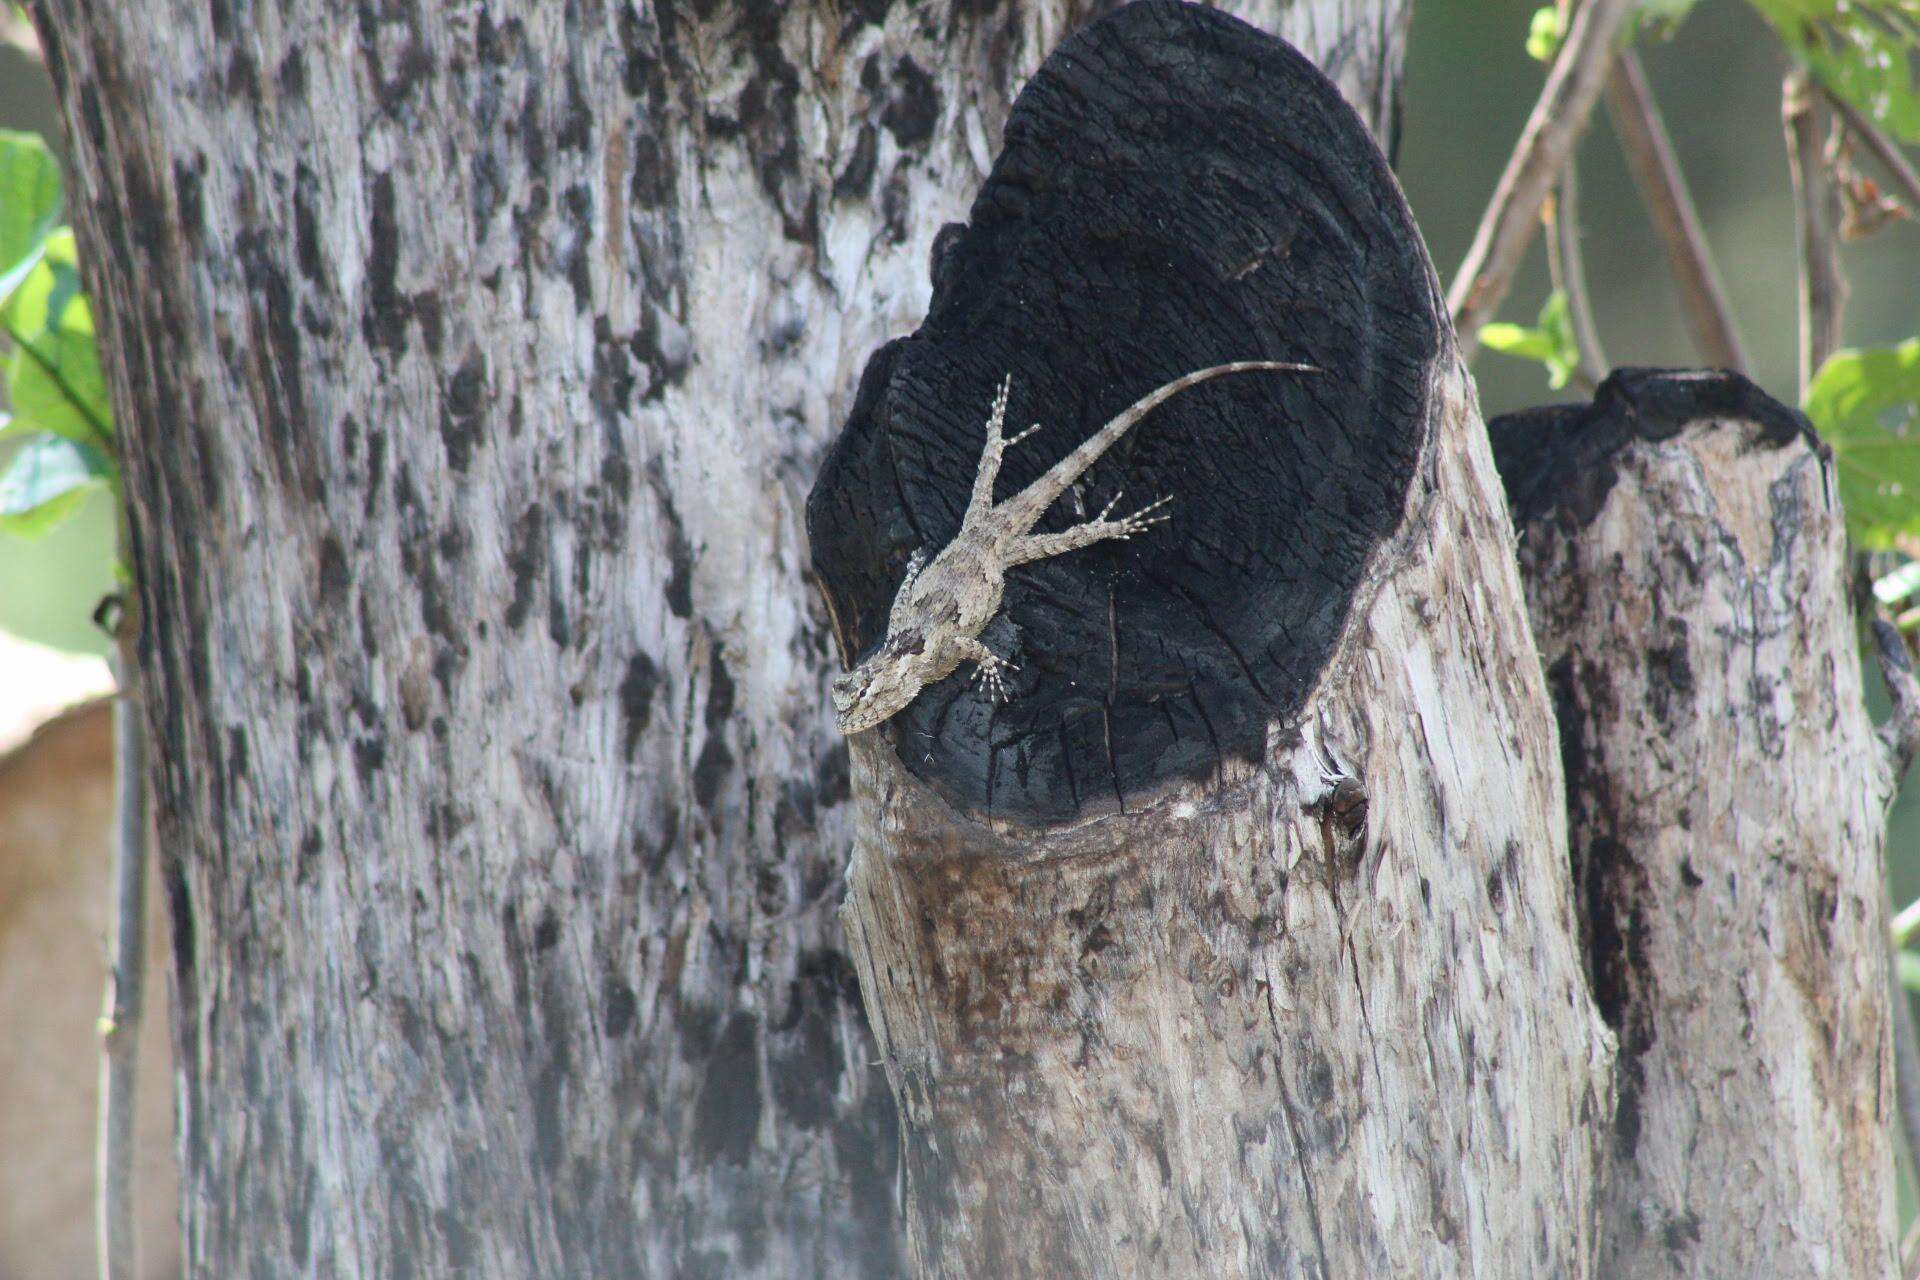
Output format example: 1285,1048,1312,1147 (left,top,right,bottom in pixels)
364,425,387,518
1679,858,1703,889
693,1012,762,1165
833,125,878,198
1644,636,1695,725
227,726,249,779
435,1210,476,1269
440,348,486,472
662,499,694,617
506,503,546,630
1486,865,1505,910
603,978,637,1037
293,163,324,285
354,735,387,782
619,651,660,755
172,157,205,243
225,46,261,98
318,534,350,604
534,909,561,951
1662,1209,1702,1255
532,1053,566,1172
818,740,851,807
364,172,411,353
559,66,592,150
237,230,308,465
561,183,594,308
693,737,735,814
880,55,938,148
278,47,306,97
706,651,735,728
414,290,443,356
547,575,571,648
